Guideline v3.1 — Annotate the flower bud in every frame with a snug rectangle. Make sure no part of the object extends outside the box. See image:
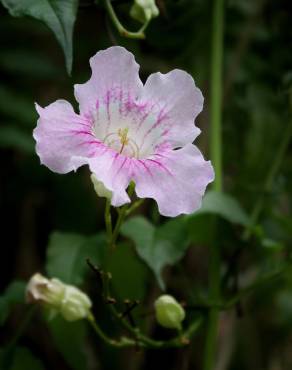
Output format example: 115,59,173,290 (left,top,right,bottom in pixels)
26,273,92,321
26,273,65,306
59,285,92,321
154,295,185,330
90,173,112,200
130,0,159,24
